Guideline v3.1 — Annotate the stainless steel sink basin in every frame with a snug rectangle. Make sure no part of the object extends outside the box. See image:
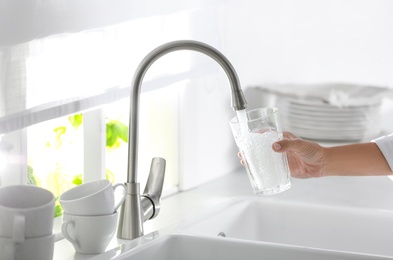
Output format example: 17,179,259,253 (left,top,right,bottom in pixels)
177,197,393,257
113,233,390,260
